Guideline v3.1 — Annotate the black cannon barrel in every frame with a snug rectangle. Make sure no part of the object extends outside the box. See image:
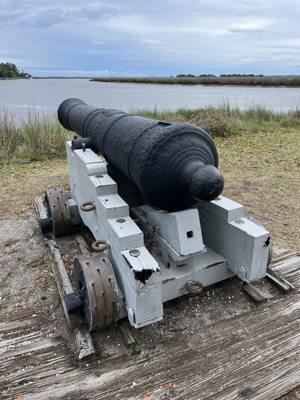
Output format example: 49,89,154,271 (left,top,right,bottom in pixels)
58,98,224,211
